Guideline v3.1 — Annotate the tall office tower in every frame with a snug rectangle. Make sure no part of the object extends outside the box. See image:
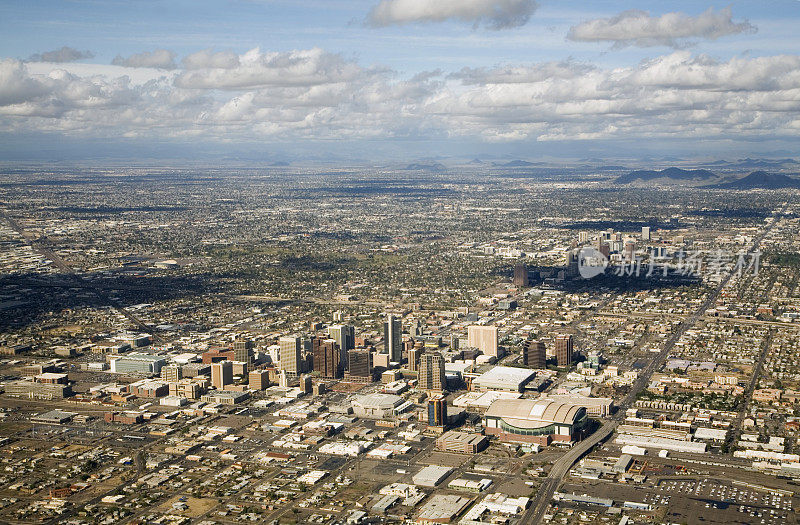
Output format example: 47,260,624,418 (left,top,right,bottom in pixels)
332,310,343,323
564,249,580,278
161,364,182,382
300,374,313,394
467,325,499,357
523,339,547,369
641,226,651,241
313,338,342,379
412,318,425,337
624,241,636,261
513,263,529,287
450,334,459,351
578,231,590,244
418,353,446,391
408,342,424,372
384,314,402,363
279,336,302,377
233,338,254,369
347,348,373,381
555,334,574,367
328,324,354,368
211,361,233,389
427,394,448,428
249,369,269,390
278,371,290,388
